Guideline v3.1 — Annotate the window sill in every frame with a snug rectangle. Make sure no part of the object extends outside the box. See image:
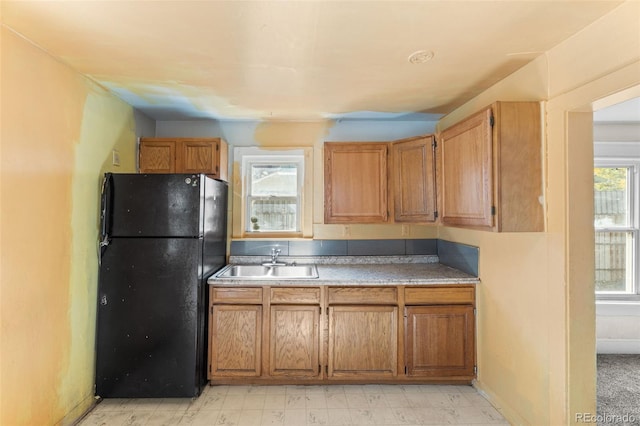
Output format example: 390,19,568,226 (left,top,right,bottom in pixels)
241,232,305,239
